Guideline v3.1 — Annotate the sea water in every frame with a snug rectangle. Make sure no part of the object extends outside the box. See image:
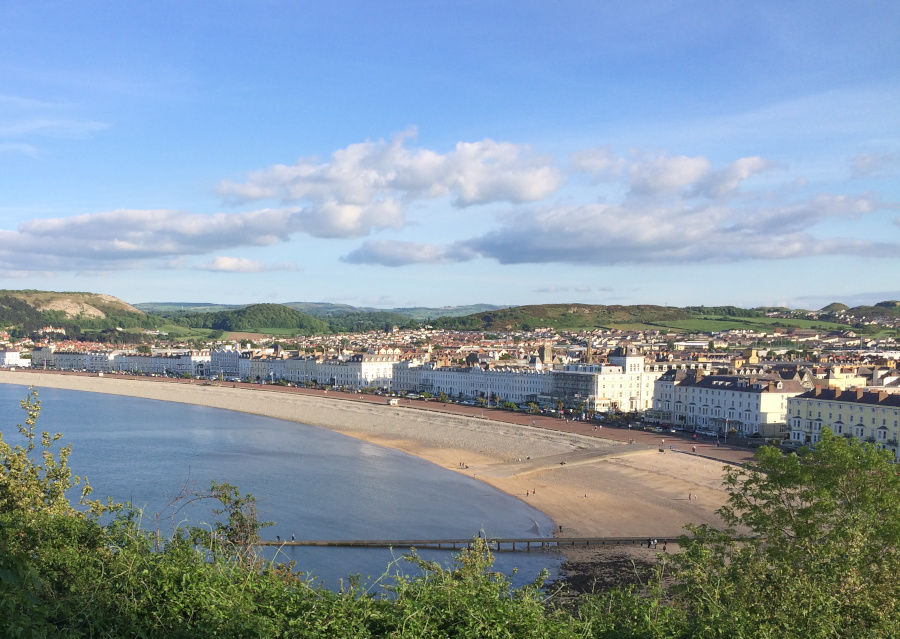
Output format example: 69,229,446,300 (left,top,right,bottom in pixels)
0,384,562,589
